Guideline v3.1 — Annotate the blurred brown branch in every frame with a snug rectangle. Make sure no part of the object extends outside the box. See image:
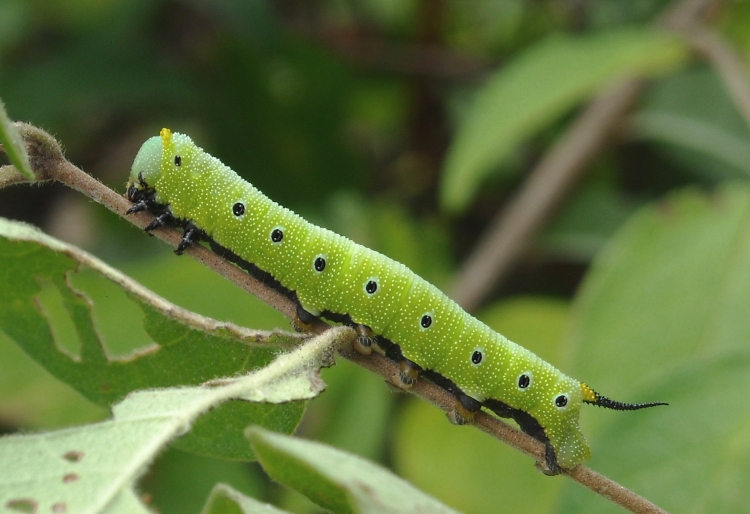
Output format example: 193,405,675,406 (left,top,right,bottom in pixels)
1,122,667,514
449,0,728,311
668,20,750,128
288,24,492,80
